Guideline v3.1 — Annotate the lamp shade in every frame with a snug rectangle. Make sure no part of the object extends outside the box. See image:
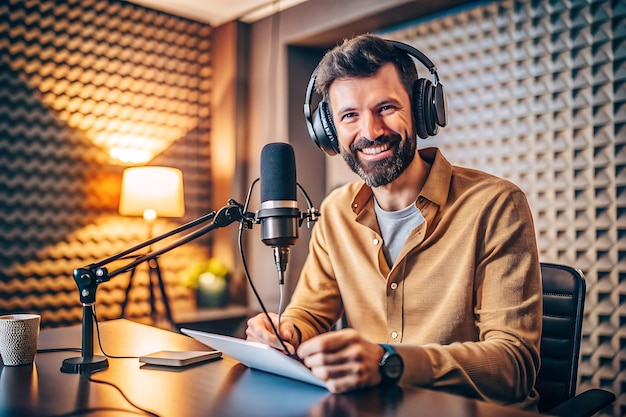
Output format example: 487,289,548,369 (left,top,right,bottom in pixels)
119,166,185,218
